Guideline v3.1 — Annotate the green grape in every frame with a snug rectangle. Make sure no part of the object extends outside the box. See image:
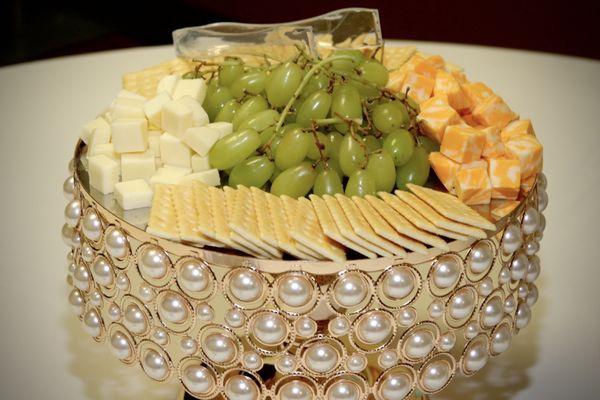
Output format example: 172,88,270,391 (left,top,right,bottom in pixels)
326,132,344,159
270,167,282,183
228,155,274,188
345,169,377,197
269,135,283,158
214,99,240,122
339,134,367,176
418,135,440,154
362,135,382,154
296,90,332,127
266,62,303,107
383,129,415,166
275,127,311,170
239,109,279,132
366,151,396,192
301,72,329,98
350,80,380,99
330,49,364,72
357,59,389,87
270,162,317,198
209,128,261,170
330,85,363,133
396,147,430,190
260,126,276,146
232,96,268,130
203,82,233,120
372,102,409,134
219,57,244,86
281,123,301,135
316,158,343,180
313,169,343,196
230,71,268,98
306,131,330,160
